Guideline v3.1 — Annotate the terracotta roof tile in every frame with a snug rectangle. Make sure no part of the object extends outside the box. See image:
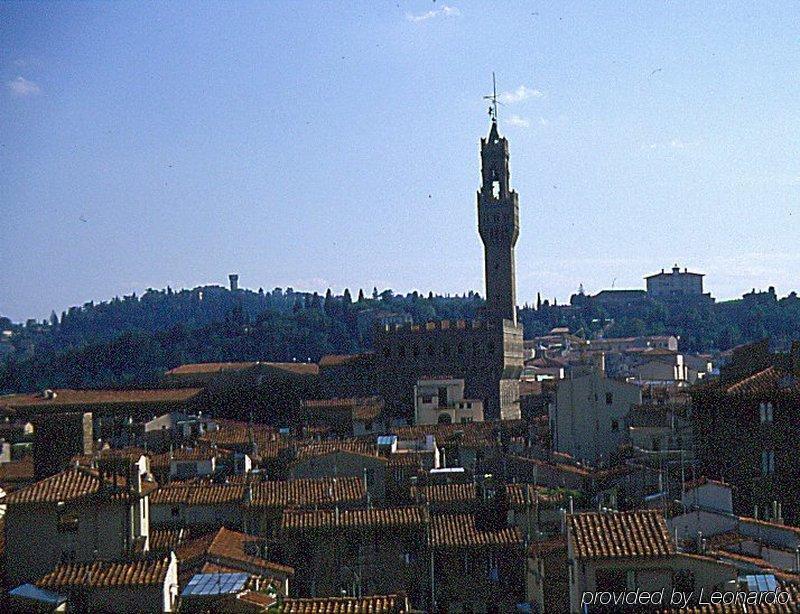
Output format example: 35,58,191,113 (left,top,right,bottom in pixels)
3,466,138,504
168,446,231,462
568,510,675,560
198,422,286,458
282,506,426,531
318,353,374,368
293,440,378,461
151,483,245,505
251,477,365,507
430,514,521,549
302,397,384,422
411,483,476,504
166,362,259,375
0,388,203,409
151,477,365,508
386,451,433,468
410,483,561,507
166,361,318,377
149,527,189,552
37,555,173,589
178,527,294,577
275,594,403,613
726,366,800,396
